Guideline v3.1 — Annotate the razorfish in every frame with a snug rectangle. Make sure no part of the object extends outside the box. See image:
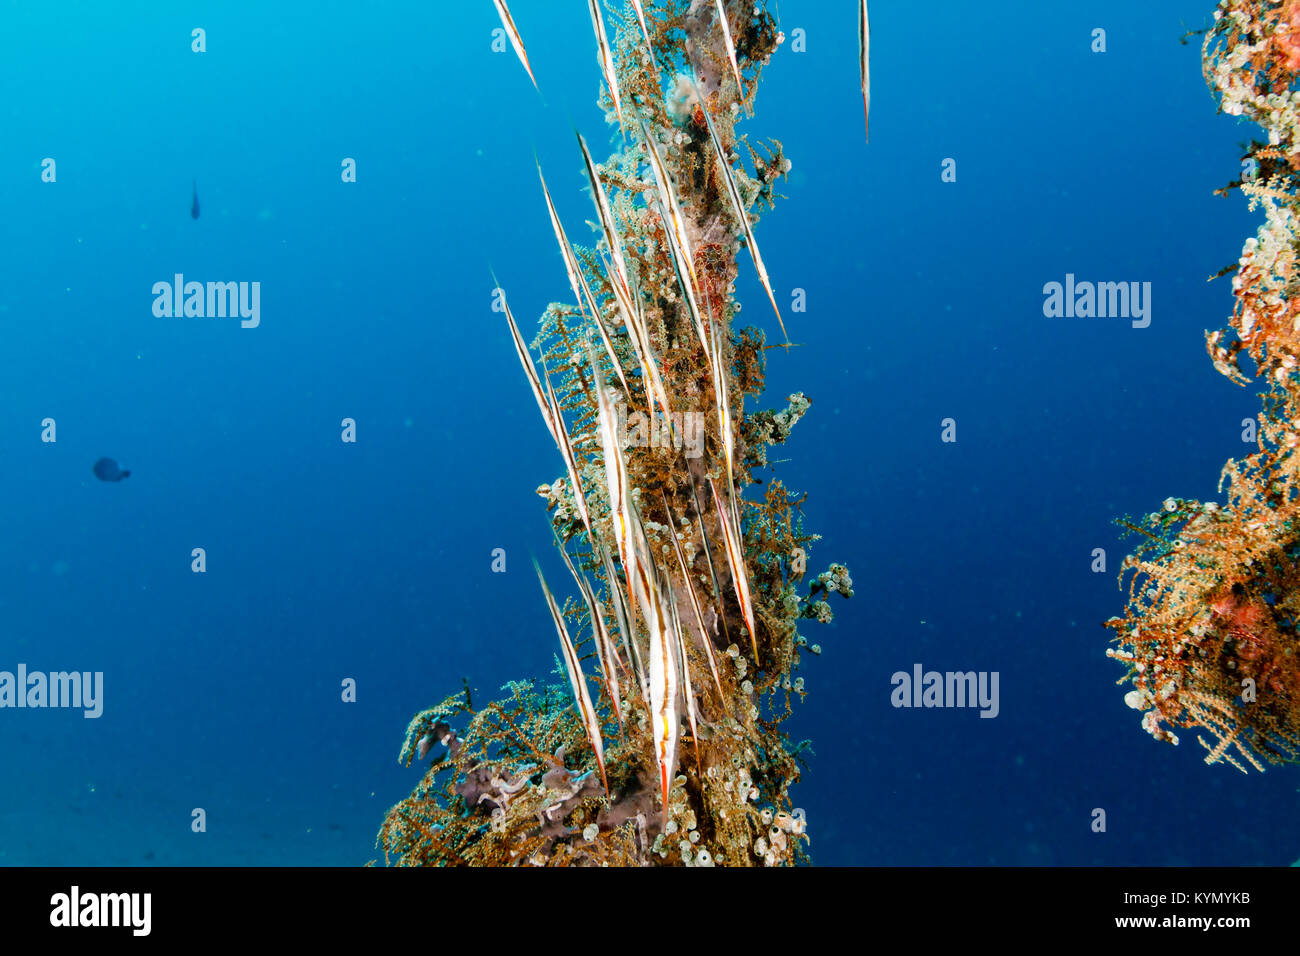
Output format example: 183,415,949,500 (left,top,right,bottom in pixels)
492,0,538,88
496,275,557,440
662,489,725,701
587,342,641,623
690,77,788,348
709,476,758,662
587,0,624,127
714,0,745,99
535,561,608,793
639,119,710,359
859,0,871,142
552,526,624,730
536,161,629,397
191,180,200,220
629,0,653,53
635,515,681,824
